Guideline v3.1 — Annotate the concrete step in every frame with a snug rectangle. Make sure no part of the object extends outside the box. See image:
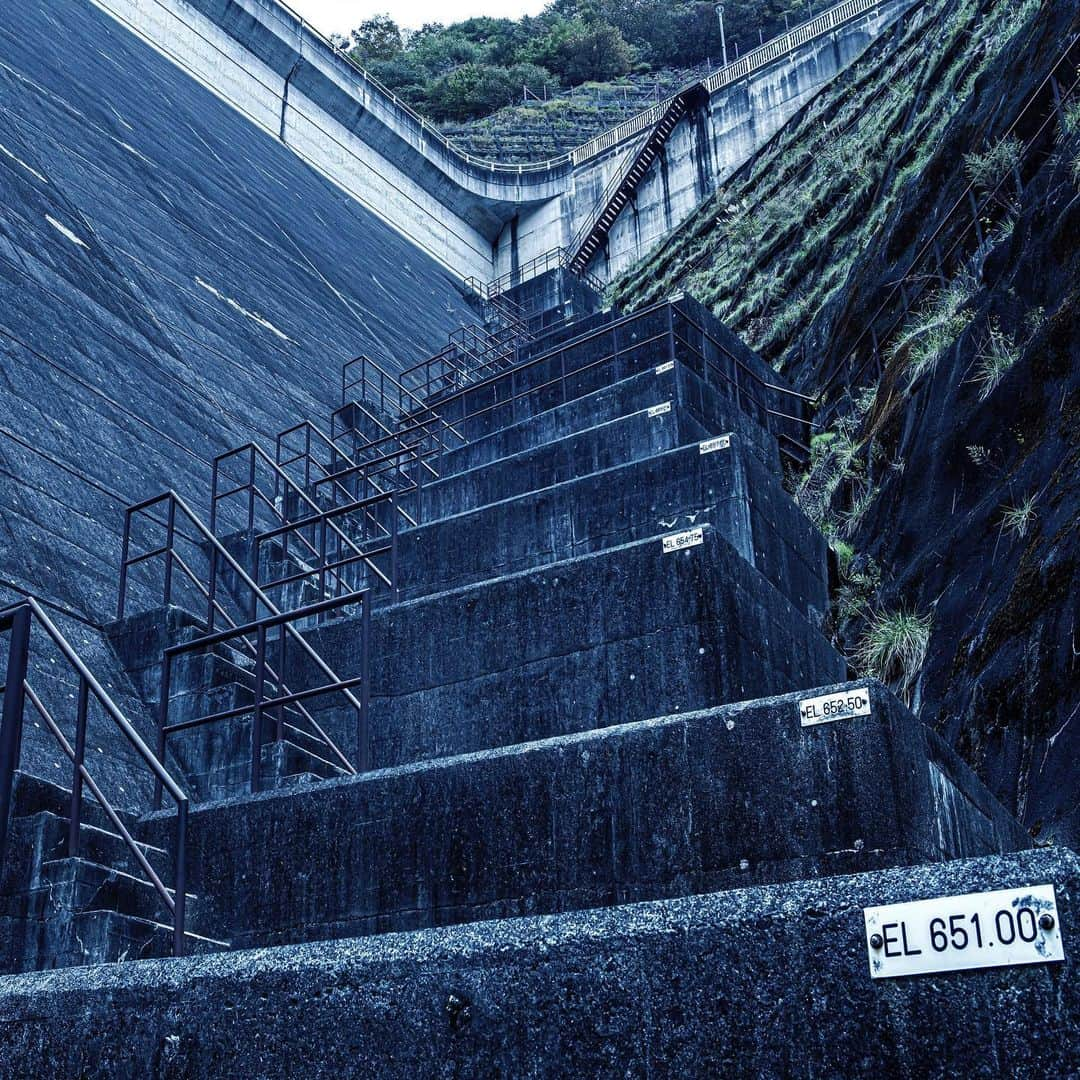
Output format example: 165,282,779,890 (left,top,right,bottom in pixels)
299,527,844,769
7,773,138,838
0,811,169,891
166,702,349,801
36,857,191,925
393,434,827,619
0,907,226,973
426,360,779,480
13,848,1069,1075
141,681,1029,953
414,298,805,463
414,404,710,522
